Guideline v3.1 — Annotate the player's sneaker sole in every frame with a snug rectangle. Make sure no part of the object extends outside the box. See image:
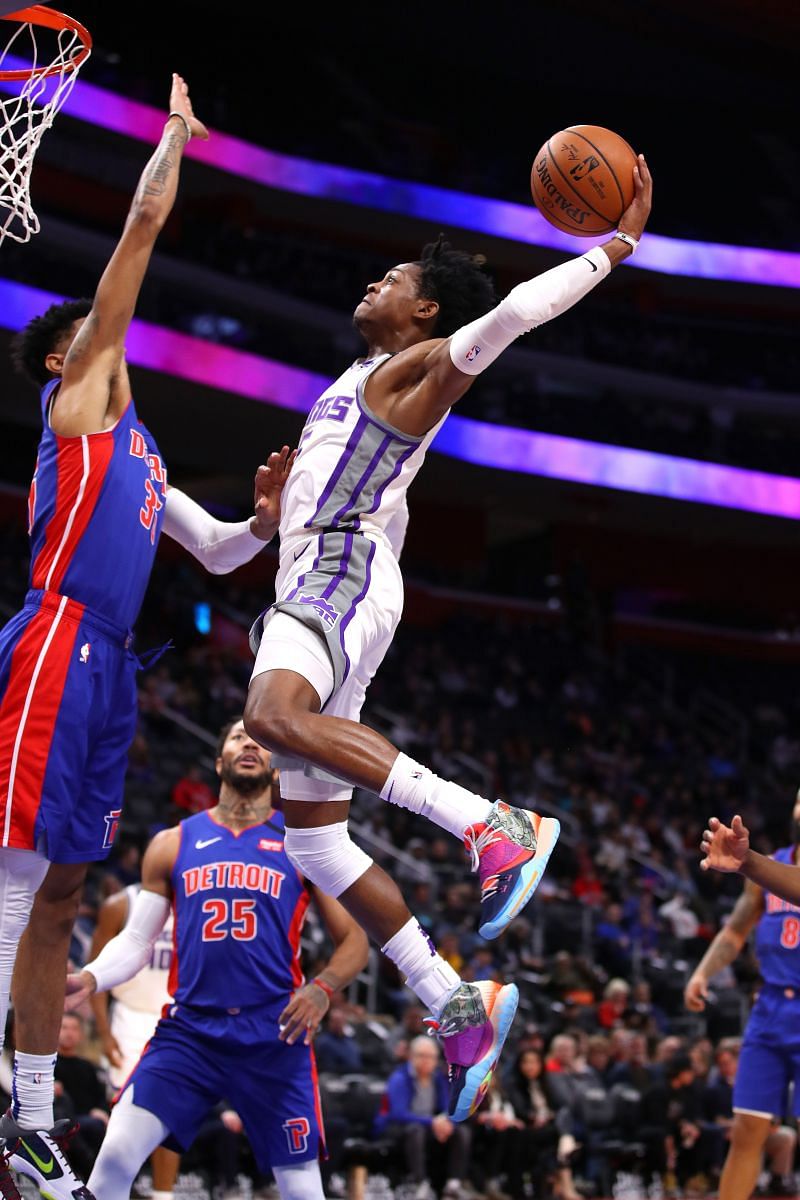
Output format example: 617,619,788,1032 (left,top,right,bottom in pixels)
479,815,560,940
449,982,519,1122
